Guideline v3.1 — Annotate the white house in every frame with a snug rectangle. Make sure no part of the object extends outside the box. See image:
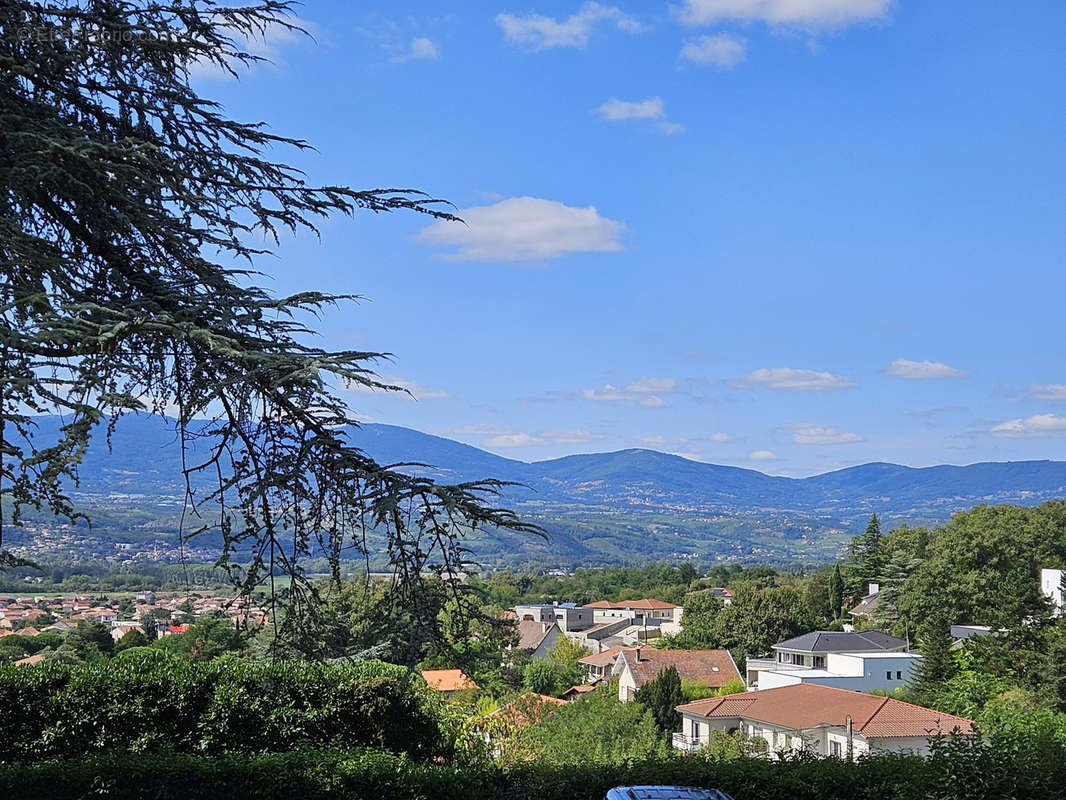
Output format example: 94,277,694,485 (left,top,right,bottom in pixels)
582,599,681,626
516,619,562,660
745,630,908,687
1042,568,1064,616
674,683,973,759
756,651,922,693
